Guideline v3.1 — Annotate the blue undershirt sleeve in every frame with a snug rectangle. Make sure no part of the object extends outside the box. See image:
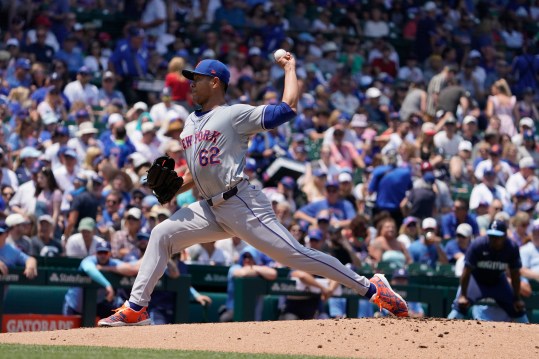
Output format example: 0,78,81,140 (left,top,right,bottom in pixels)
81,257,112,288
262,102,297,130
